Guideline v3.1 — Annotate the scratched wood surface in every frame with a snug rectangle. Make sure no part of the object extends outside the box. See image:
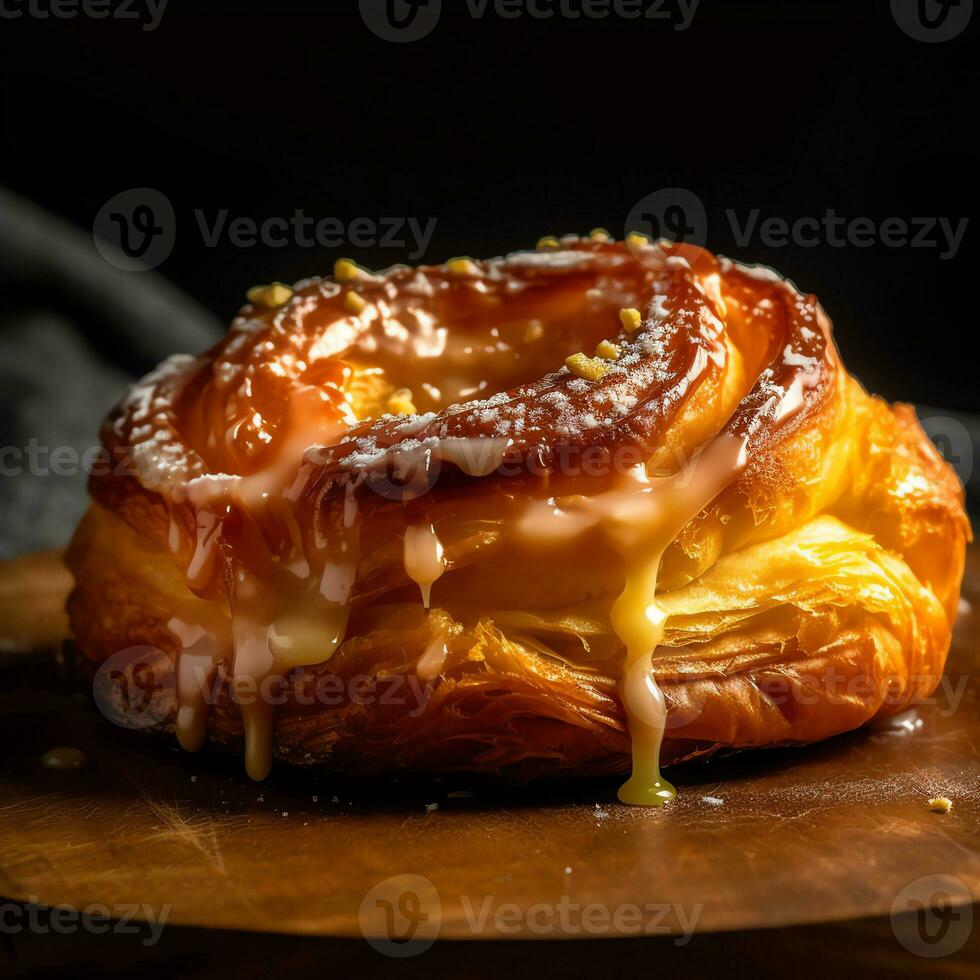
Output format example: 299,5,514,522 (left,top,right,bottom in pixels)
0,551,978,941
